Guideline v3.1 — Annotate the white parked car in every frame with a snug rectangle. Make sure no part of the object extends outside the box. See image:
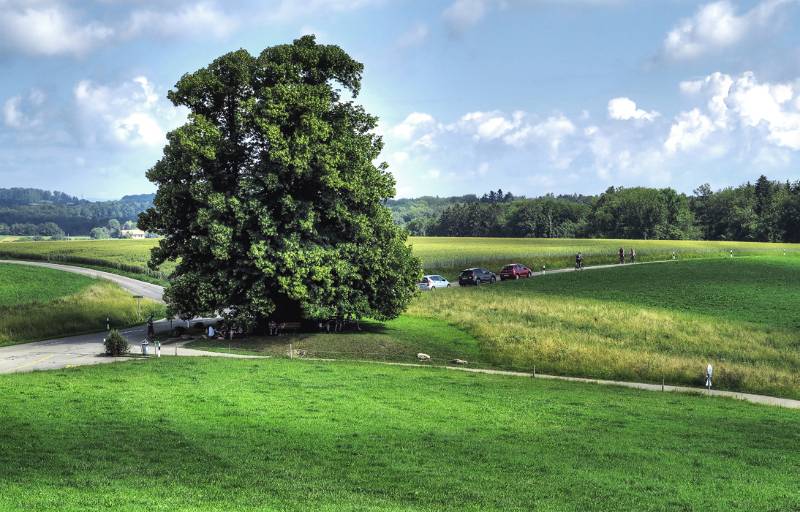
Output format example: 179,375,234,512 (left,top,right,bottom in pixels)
418,275,450,291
